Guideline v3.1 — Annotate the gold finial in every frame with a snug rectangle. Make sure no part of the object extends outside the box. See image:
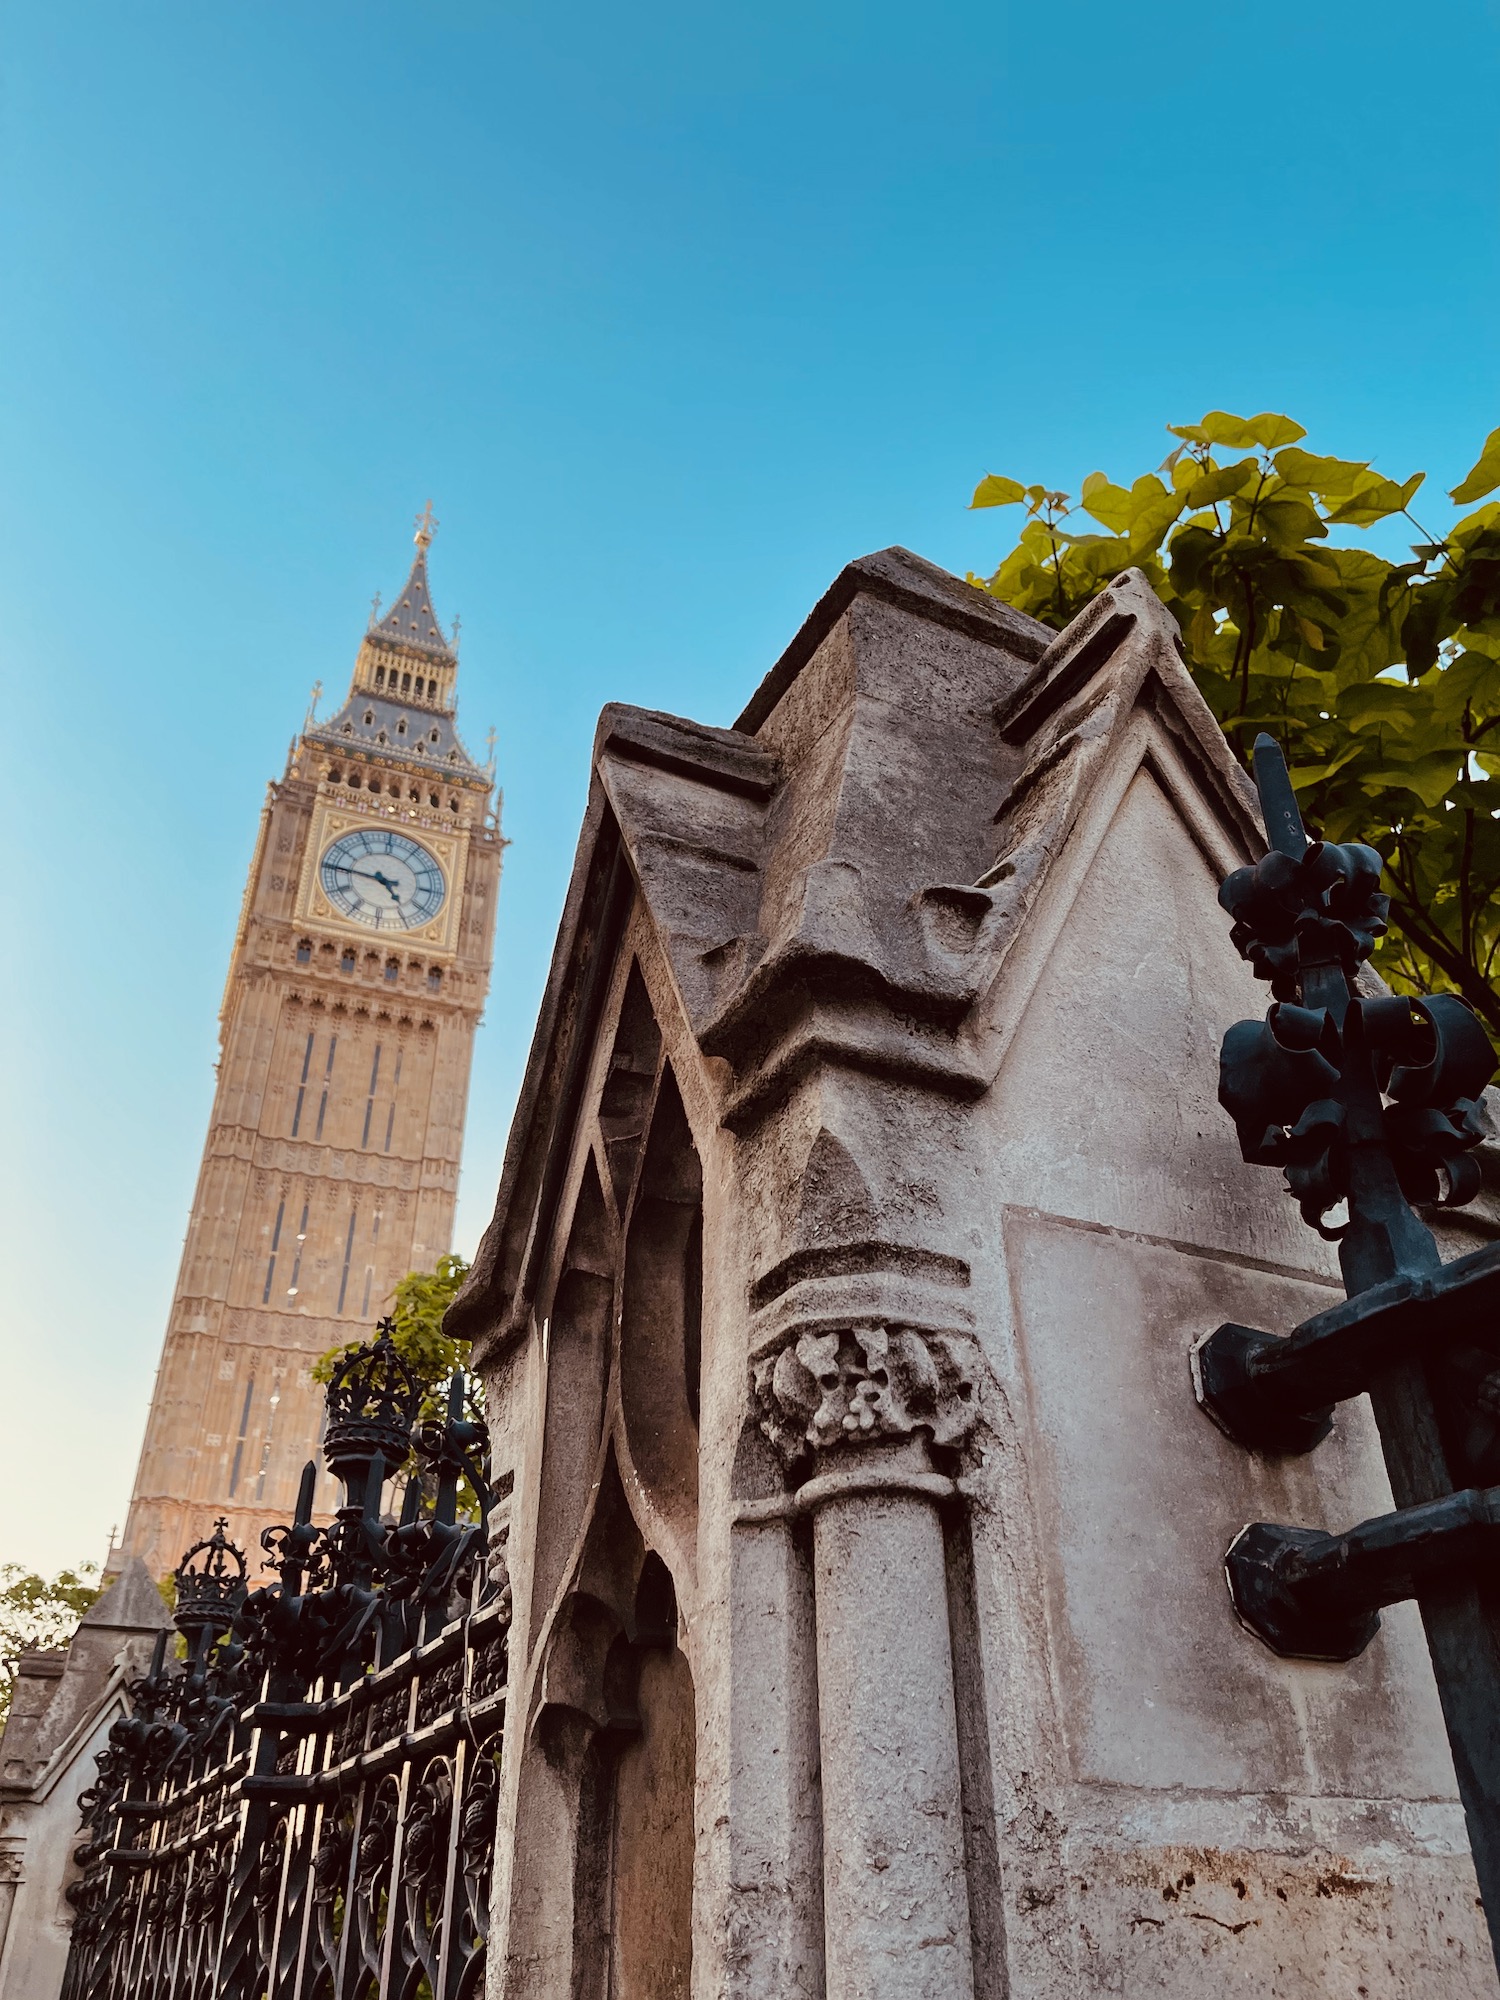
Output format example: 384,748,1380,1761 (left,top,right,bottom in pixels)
485,724,496,770
306,679,323,725
414,499,438,550
368,591,382,628
450,612,462,650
